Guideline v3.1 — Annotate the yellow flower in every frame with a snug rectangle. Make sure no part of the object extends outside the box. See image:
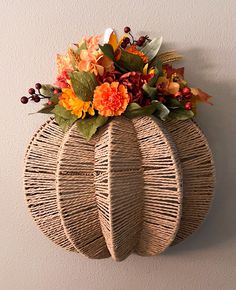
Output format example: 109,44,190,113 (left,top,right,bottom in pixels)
143,63,155,75
59,88,95,118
